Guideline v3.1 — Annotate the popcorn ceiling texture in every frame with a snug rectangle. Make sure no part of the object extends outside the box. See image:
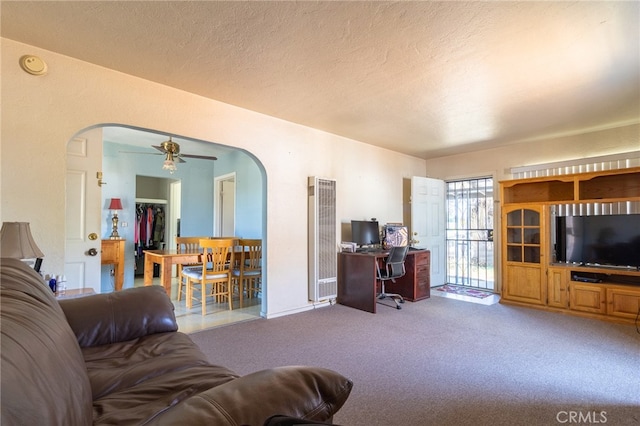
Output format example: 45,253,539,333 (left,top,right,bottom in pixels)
2,1,638,158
